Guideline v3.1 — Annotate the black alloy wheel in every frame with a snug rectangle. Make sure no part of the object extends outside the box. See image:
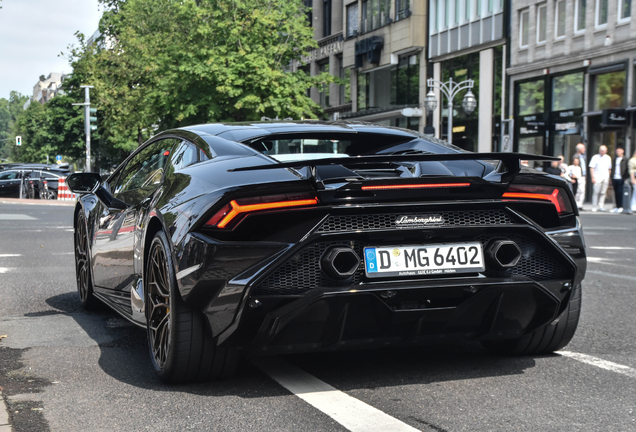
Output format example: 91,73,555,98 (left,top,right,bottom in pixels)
145,230,239,384
75,212,99,309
